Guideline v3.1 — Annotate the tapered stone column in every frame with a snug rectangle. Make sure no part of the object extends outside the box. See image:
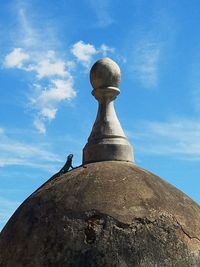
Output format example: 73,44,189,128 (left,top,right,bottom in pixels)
83,57,134,164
